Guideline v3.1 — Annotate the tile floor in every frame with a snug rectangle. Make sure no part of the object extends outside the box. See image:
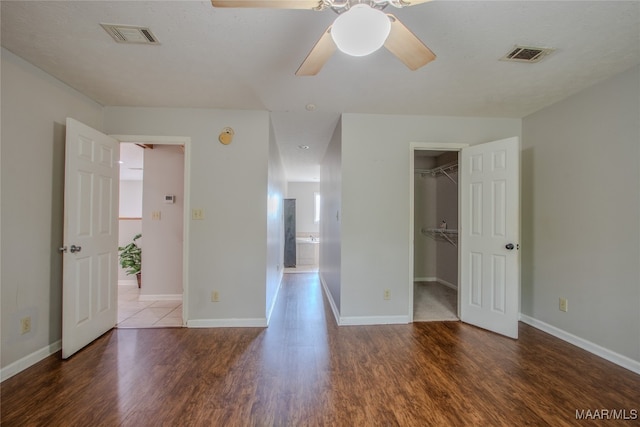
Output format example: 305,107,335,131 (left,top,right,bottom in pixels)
117,282,183,328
